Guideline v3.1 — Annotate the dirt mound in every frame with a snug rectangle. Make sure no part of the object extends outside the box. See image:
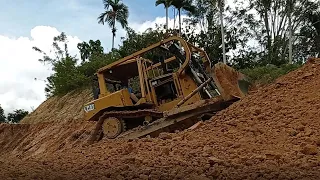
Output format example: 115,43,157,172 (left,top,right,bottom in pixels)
1,58,320,179
0,120,95,159
21,89,93,124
